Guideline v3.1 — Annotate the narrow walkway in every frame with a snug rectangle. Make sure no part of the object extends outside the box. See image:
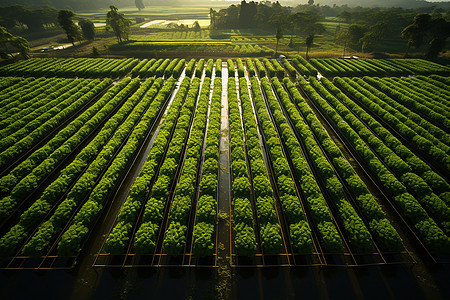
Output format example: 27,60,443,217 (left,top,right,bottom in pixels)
216,62,232,298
